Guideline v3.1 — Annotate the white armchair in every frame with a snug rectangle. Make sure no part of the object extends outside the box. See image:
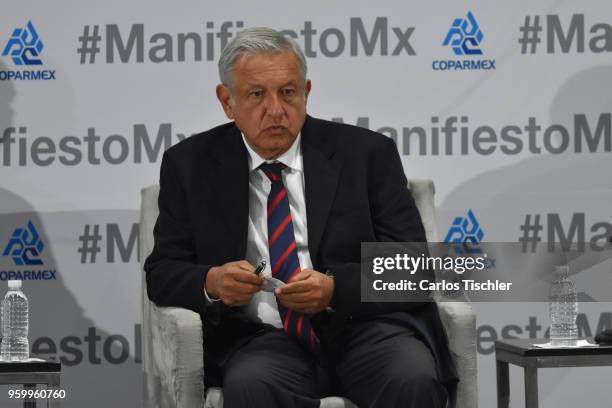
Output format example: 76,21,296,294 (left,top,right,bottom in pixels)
140,179,478,408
